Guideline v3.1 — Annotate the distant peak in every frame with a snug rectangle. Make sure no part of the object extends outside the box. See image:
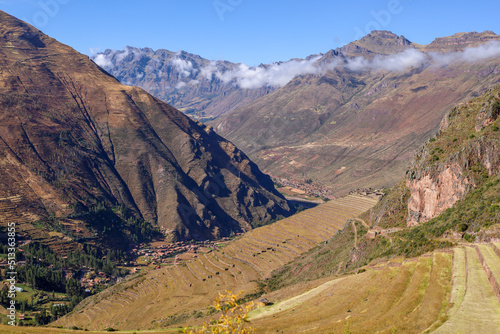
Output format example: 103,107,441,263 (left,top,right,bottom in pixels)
340,30,412,56
359,30,412,45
